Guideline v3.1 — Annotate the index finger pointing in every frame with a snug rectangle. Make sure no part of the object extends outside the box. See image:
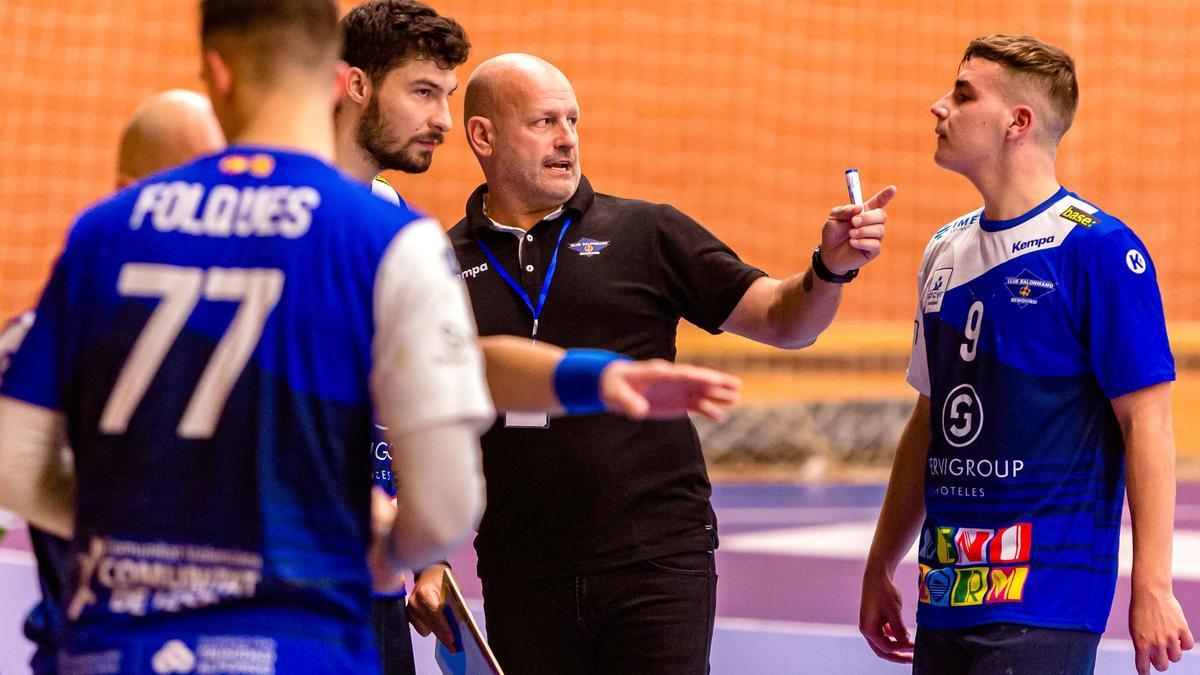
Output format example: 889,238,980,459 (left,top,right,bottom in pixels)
865,185,898,211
